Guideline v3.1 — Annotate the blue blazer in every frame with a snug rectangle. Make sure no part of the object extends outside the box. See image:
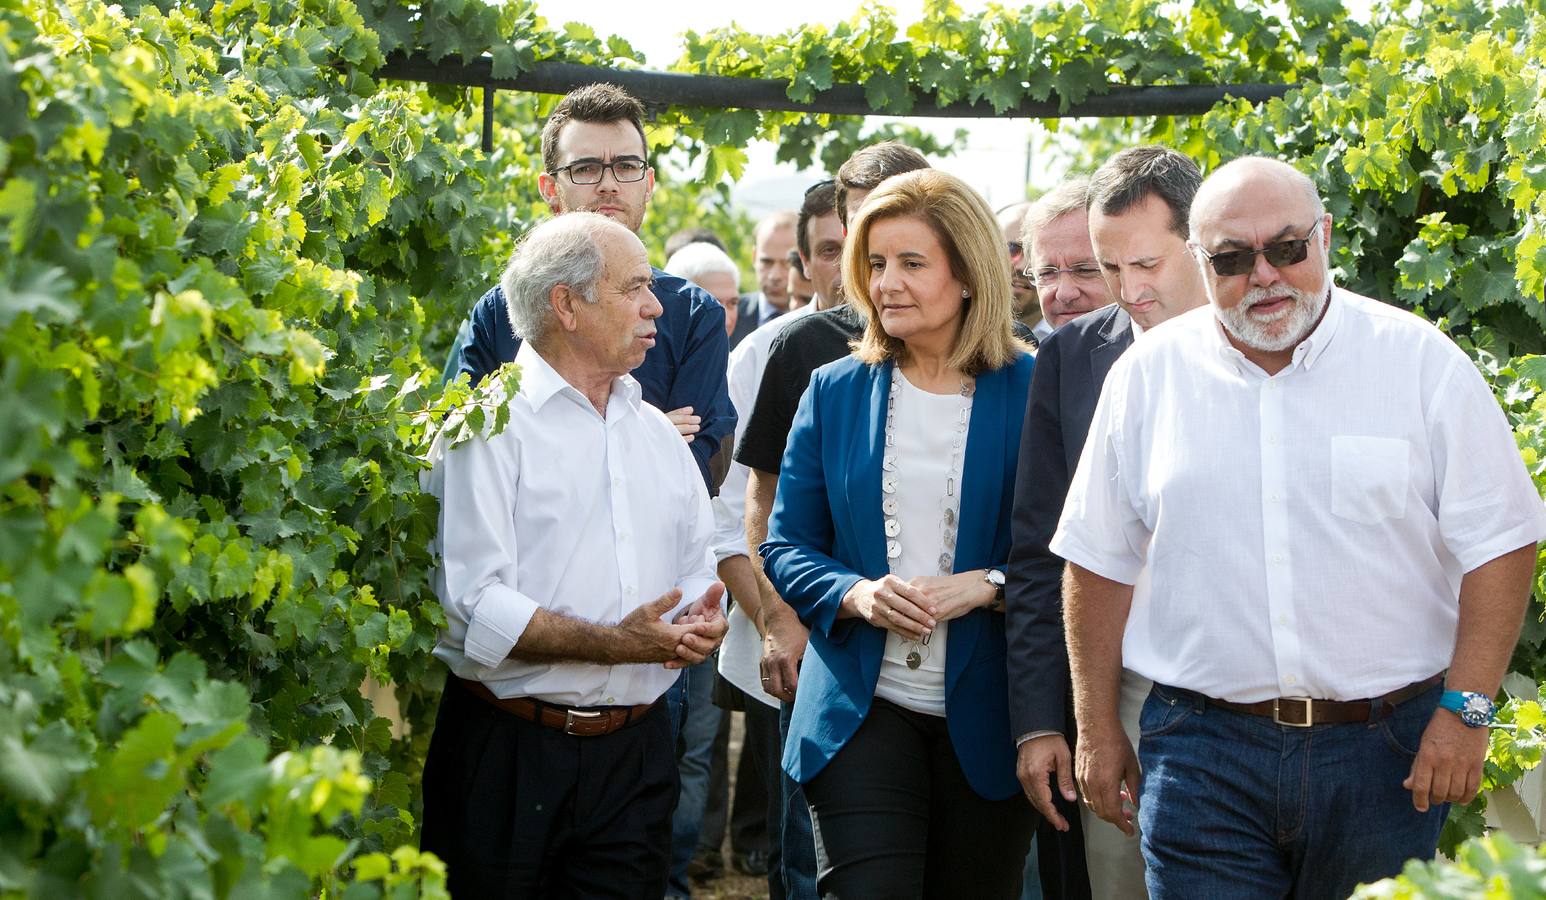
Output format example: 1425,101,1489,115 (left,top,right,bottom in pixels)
761,351,1035,800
